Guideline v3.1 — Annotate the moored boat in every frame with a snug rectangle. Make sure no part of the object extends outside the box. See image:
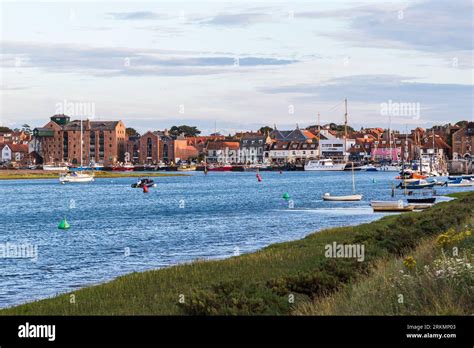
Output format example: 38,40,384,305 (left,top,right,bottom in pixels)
177,164,197,171
304,159,346,171
371,200,414,212
323,193,362,201
113,163,134,171
43,164,68,171
406,197,436,204
208,164,232,172
445,178,474,187
59,172,94,183
131,178,156,188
